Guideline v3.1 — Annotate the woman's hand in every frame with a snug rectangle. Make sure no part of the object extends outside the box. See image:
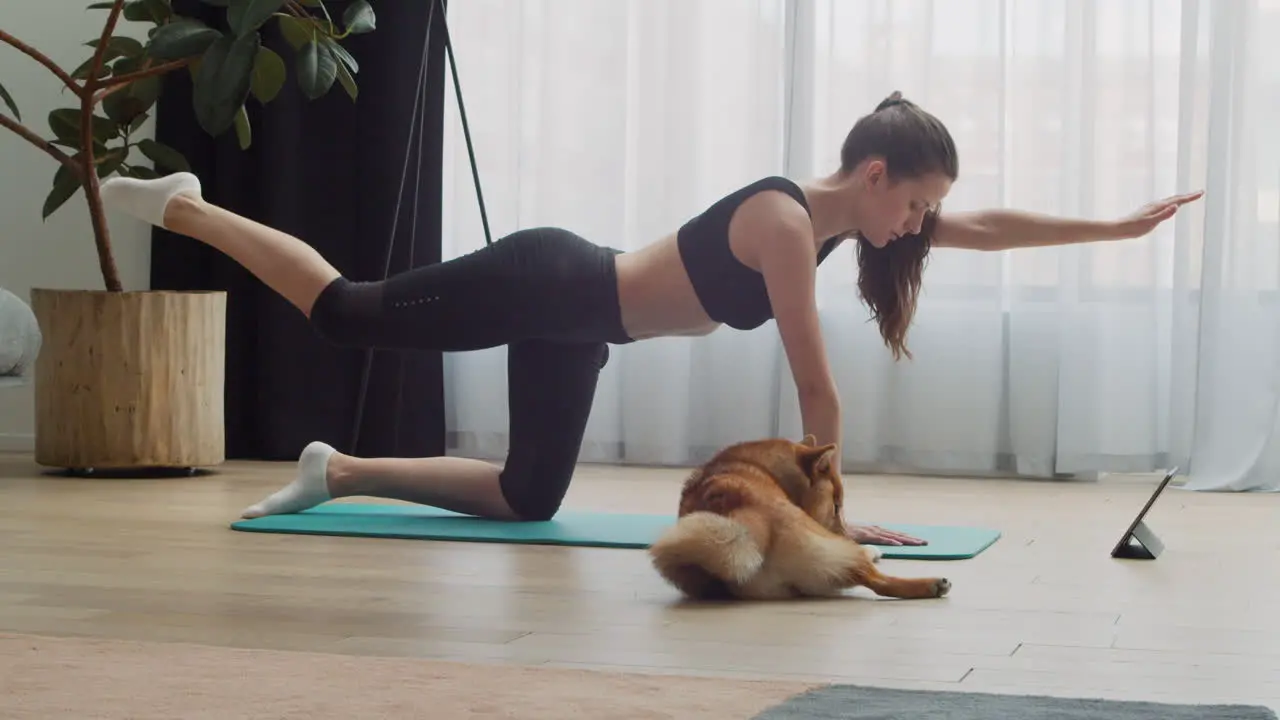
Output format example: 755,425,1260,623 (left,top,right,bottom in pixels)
1110,191,1204,239
847,524,928,546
